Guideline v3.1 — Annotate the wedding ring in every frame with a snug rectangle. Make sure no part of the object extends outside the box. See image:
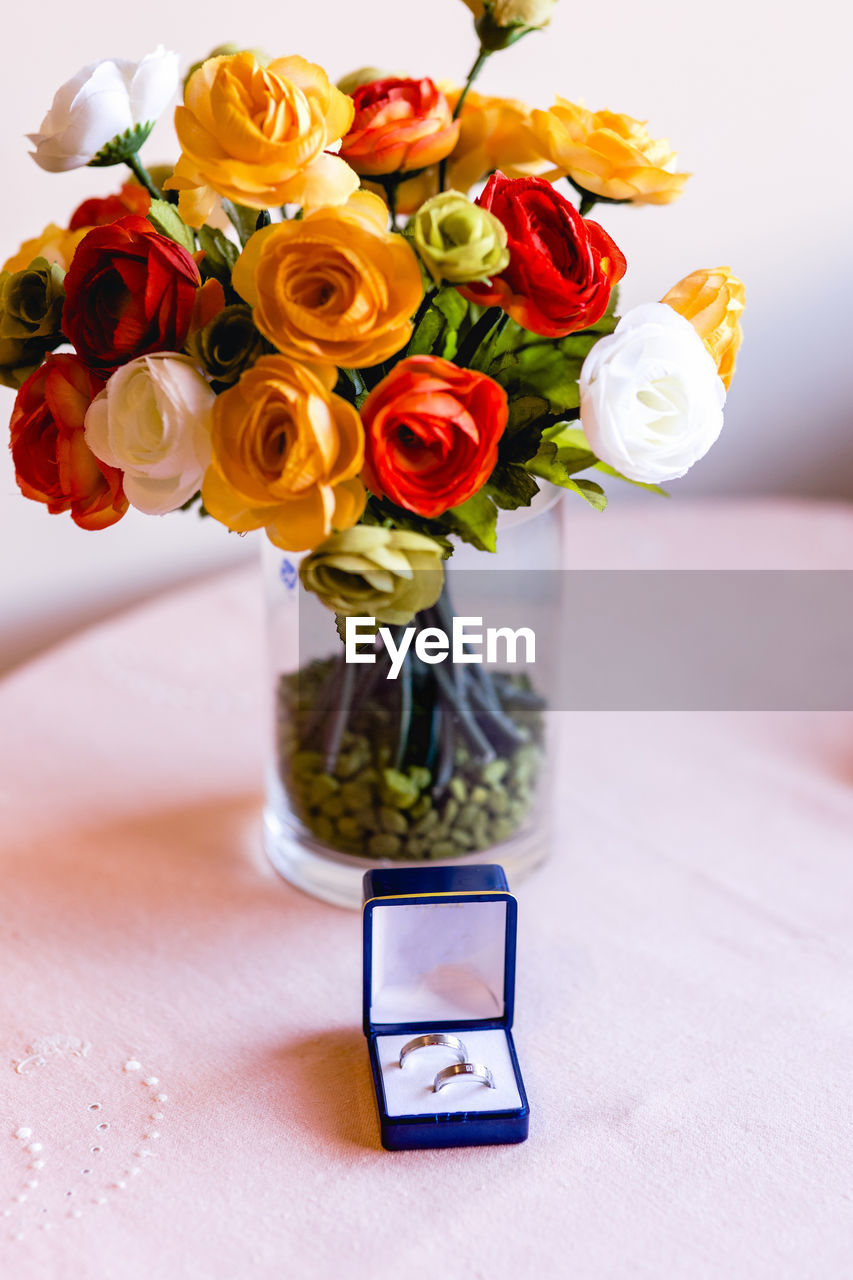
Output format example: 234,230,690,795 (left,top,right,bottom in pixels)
399,1034,468,1068
433,1062,496,1093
